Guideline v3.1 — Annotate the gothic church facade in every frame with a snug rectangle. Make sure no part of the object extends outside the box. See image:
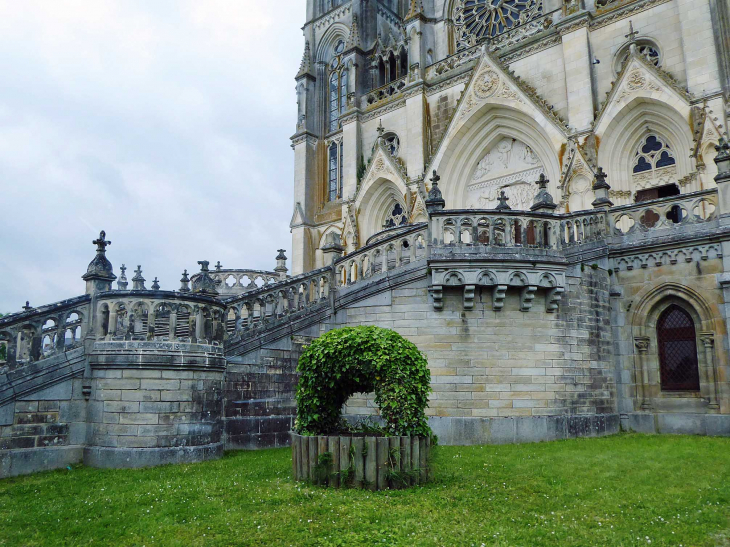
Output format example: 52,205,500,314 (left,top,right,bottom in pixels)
2,0,730,477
